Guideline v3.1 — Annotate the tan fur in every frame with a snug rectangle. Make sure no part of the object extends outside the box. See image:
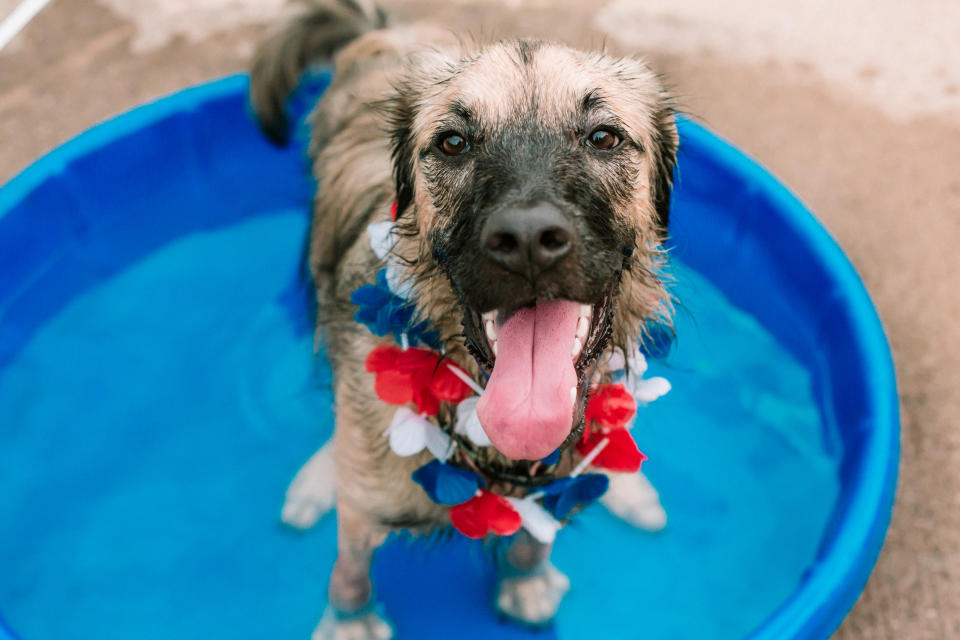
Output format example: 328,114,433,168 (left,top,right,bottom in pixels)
251,4,677,630
390,41,675,382
302,28,677,529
